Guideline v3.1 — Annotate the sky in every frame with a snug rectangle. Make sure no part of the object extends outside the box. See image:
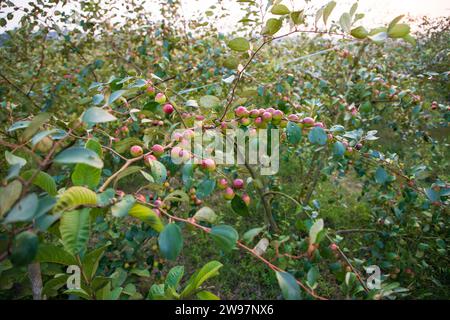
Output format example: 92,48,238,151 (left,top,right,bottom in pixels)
1,0,449,32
